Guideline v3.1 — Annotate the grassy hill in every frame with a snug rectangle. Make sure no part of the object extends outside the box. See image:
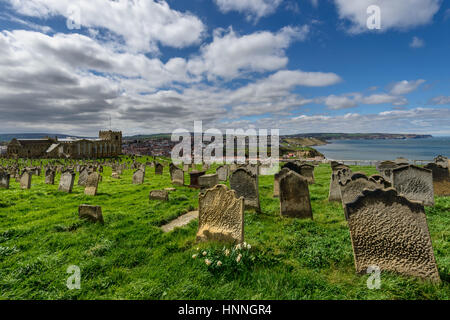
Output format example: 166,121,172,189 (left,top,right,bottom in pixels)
0,160,448,299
